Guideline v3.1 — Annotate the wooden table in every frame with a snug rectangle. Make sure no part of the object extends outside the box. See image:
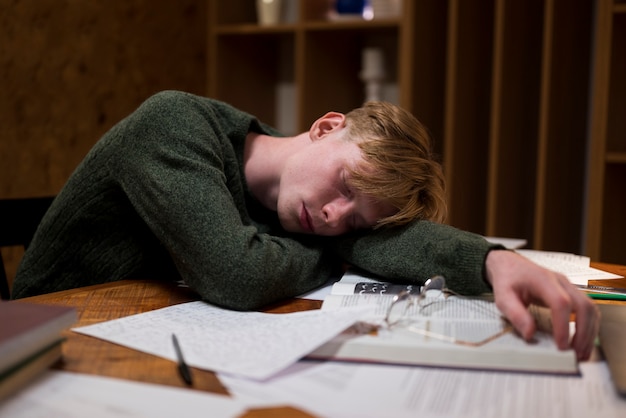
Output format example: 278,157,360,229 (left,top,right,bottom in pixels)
16,262,626,417
19,279,321,417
